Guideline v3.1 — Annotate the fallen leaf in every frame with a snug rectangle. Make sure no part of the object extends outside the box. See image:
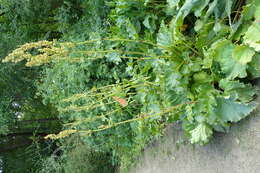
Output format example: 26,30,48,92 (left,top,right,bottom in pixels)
112,96,128,107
